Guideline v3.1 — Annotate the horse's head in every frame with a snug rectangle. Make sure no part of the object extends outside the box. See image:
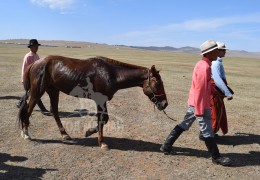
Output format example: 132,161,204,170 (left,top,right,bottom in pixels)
143,65,168,111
